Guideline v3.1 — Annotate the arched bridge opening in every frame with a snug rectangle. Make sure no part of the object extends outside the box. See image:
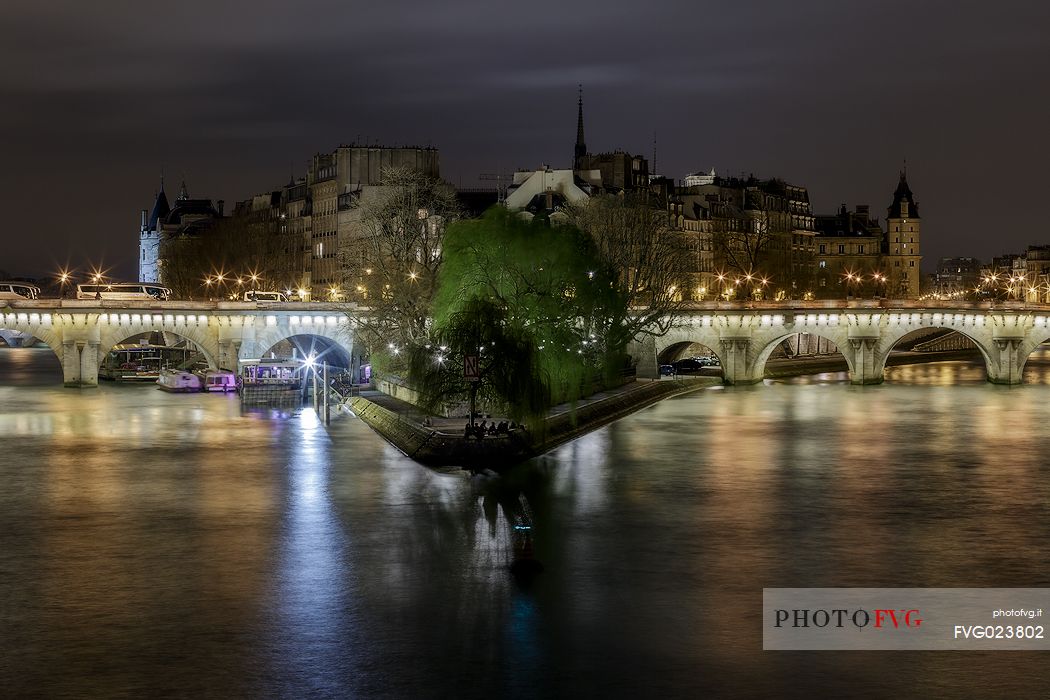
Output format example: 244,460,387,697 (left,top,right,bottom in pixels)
258,334,352,370
98,331,217,383
657,341,724,379
879,327,988,385
1021,339,1050,384
0,329,64,385
753,332,853,384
